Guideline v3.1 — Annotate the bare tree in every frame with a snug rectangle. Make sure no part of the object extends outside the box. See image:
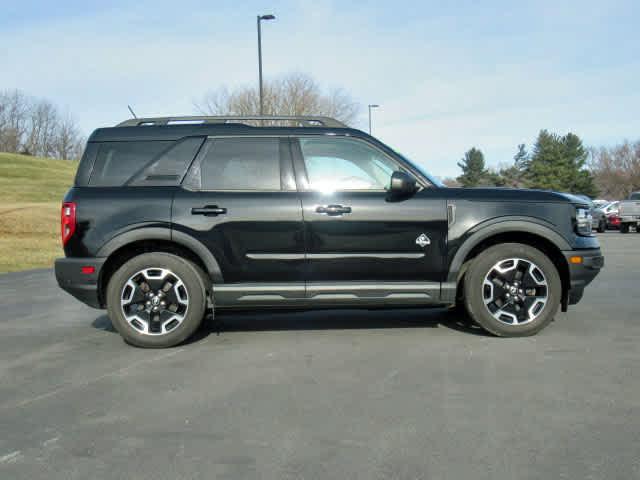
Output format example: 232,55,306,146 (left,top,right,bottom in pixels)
590,141,640,199
24,99,59,157
441,177,461,187
0,89,85,160
55,113,85,160
194,72,360,126
0,90,30,153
